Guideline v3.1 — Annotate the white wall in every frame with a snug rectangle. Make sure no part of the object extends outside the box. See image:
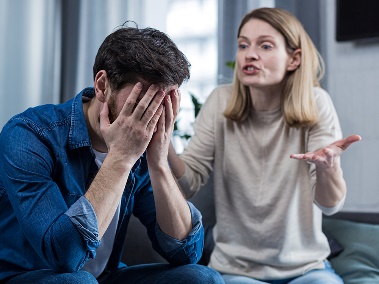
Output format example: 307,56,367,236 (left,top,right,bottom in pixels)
321,0,379,212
